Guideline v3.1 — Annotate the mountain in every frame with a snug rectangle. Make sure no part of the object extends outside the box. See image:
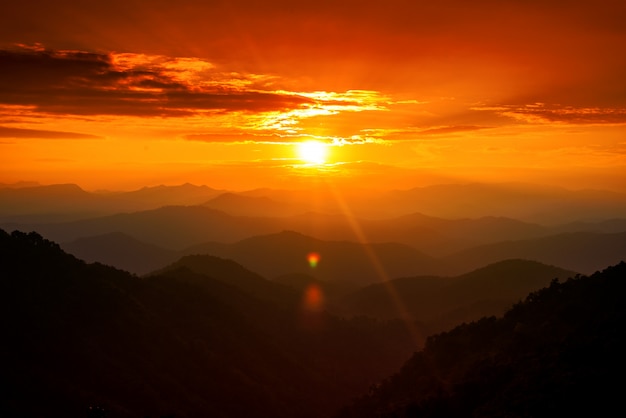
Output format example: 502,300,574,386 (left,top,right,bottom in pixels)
383,182,626,223
359,213,550,256
337,262,626,418
444,231,626,275
151,254,297,306
203,192,297,217
25,208,626,280
552,217,626,234
111,183,223,208
5,185,626,260
186,230,441,285
0,183,223,223
341,259,577,333
61,232,179,275
4,205,279,249
0,183,112,222
0,229,417,418
4,181,626,228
